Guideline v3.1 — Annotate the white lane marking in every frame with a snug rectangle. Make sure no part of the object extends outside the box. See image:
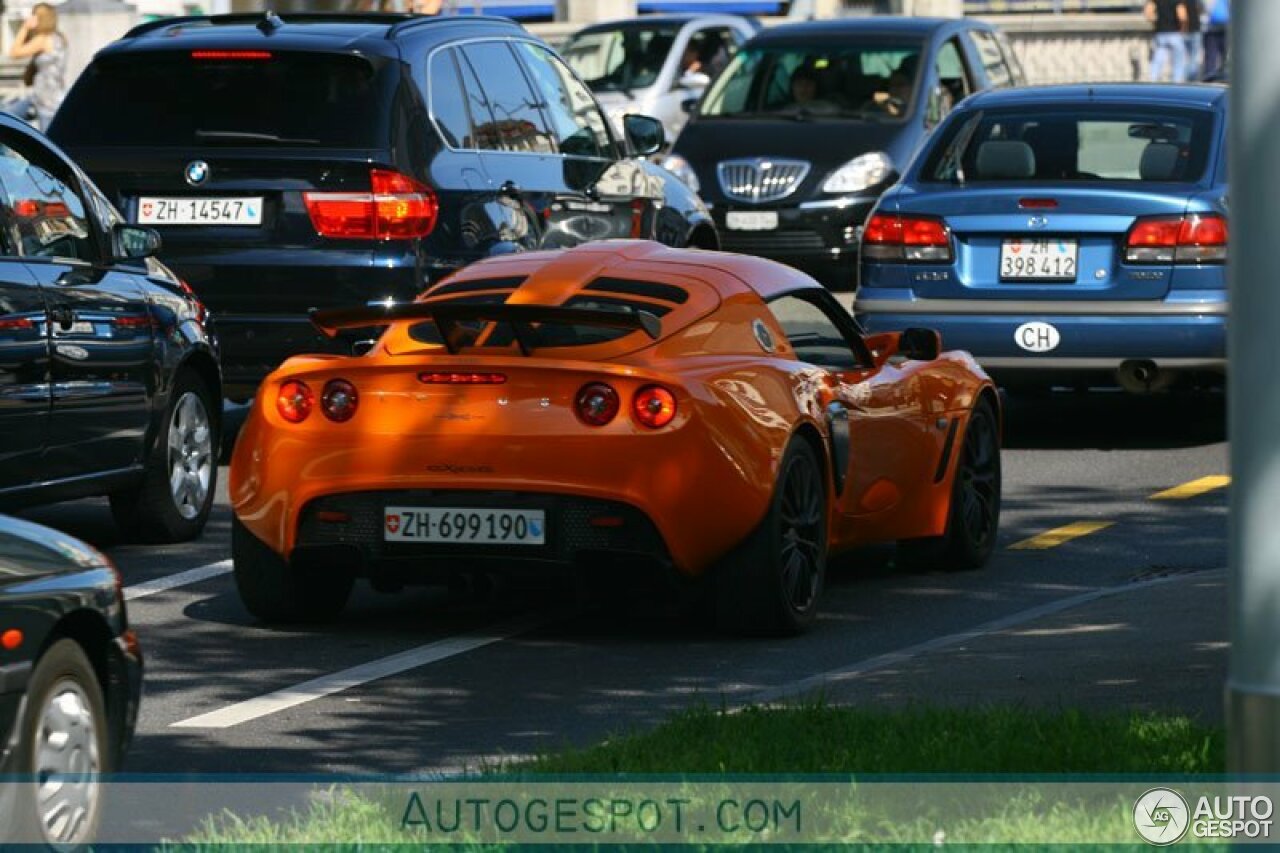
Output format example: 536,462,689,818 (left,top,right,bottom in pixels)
746,569,1221,706
171,614,553,729
123,559,233,601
